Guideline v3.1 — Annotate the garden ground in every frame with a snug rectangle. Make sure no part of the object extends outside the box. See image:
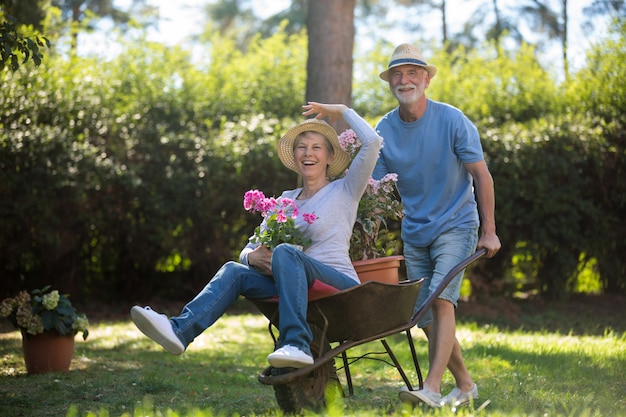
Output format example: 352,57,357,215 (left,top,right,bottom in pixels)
1,293,624,417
